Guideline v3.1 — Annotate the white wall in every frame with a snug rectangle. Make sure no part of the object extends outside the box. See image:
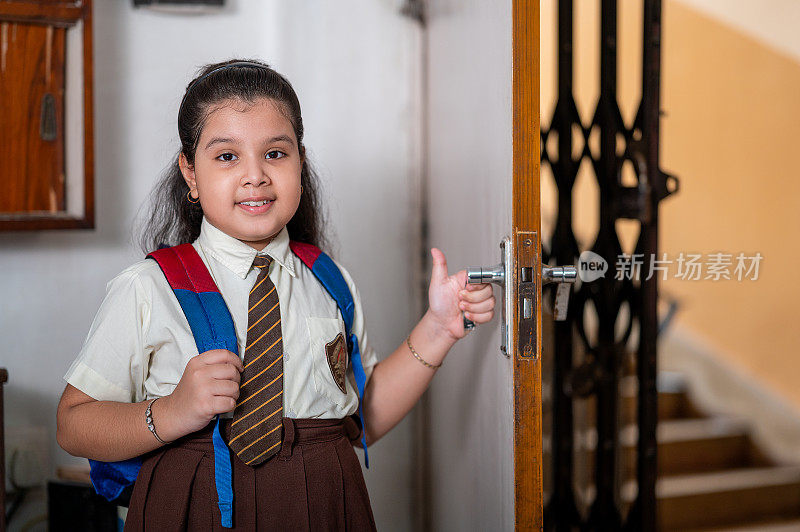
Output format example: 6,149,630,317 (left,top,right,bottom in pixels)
425,1,516,530
0,1,420,530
